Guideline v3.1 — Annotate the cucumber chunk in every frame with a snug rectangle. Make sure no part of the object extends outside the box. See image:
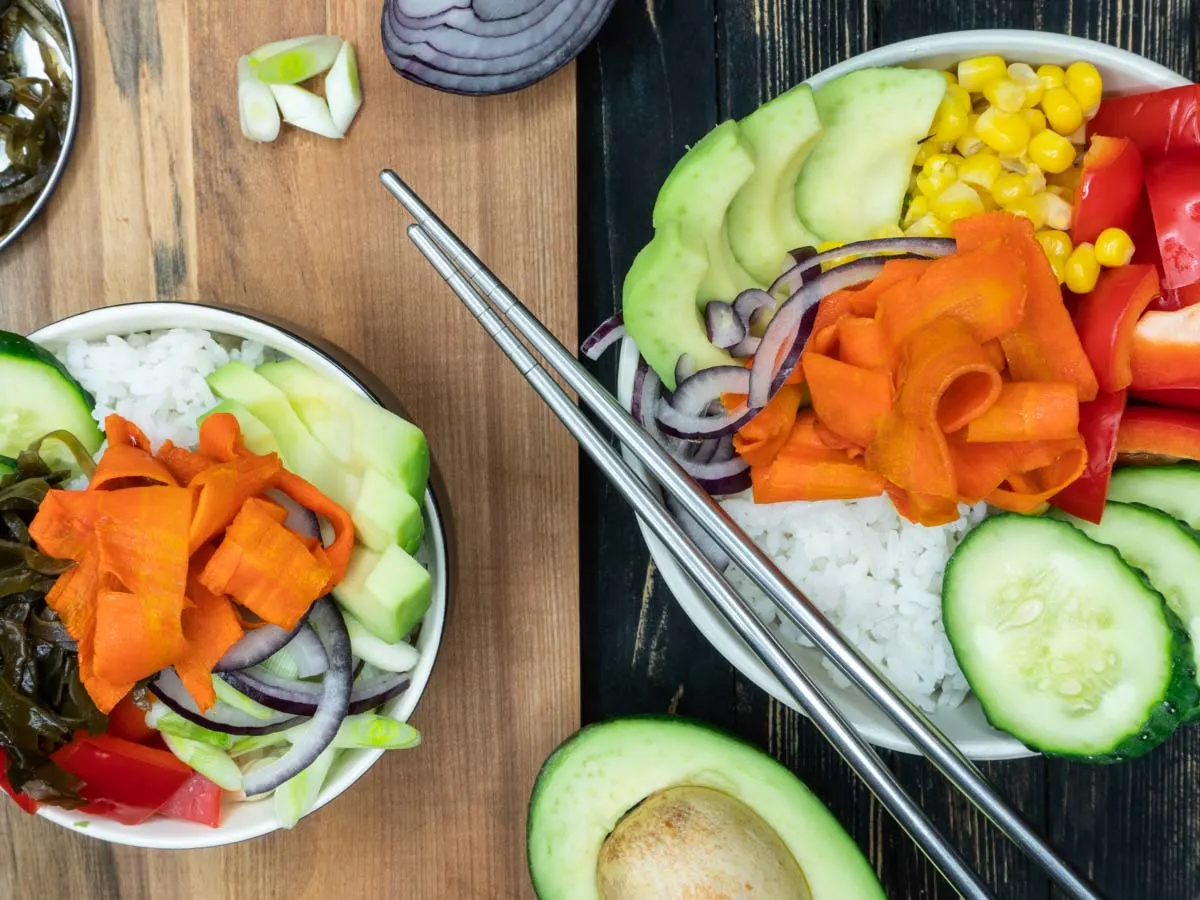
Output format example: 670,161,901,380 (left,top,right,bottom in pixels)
943,514,1197,760
1051,502,1200,719
1108,464,1200,529
0,331,103,471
